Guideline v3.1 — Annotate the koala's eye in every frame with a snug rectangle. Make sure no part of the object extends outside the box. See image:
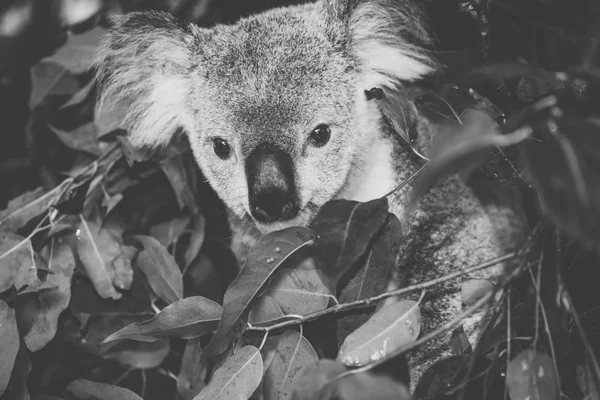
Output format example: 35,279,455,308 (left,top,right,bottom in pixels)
310,125,331,147
212,138,231,159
